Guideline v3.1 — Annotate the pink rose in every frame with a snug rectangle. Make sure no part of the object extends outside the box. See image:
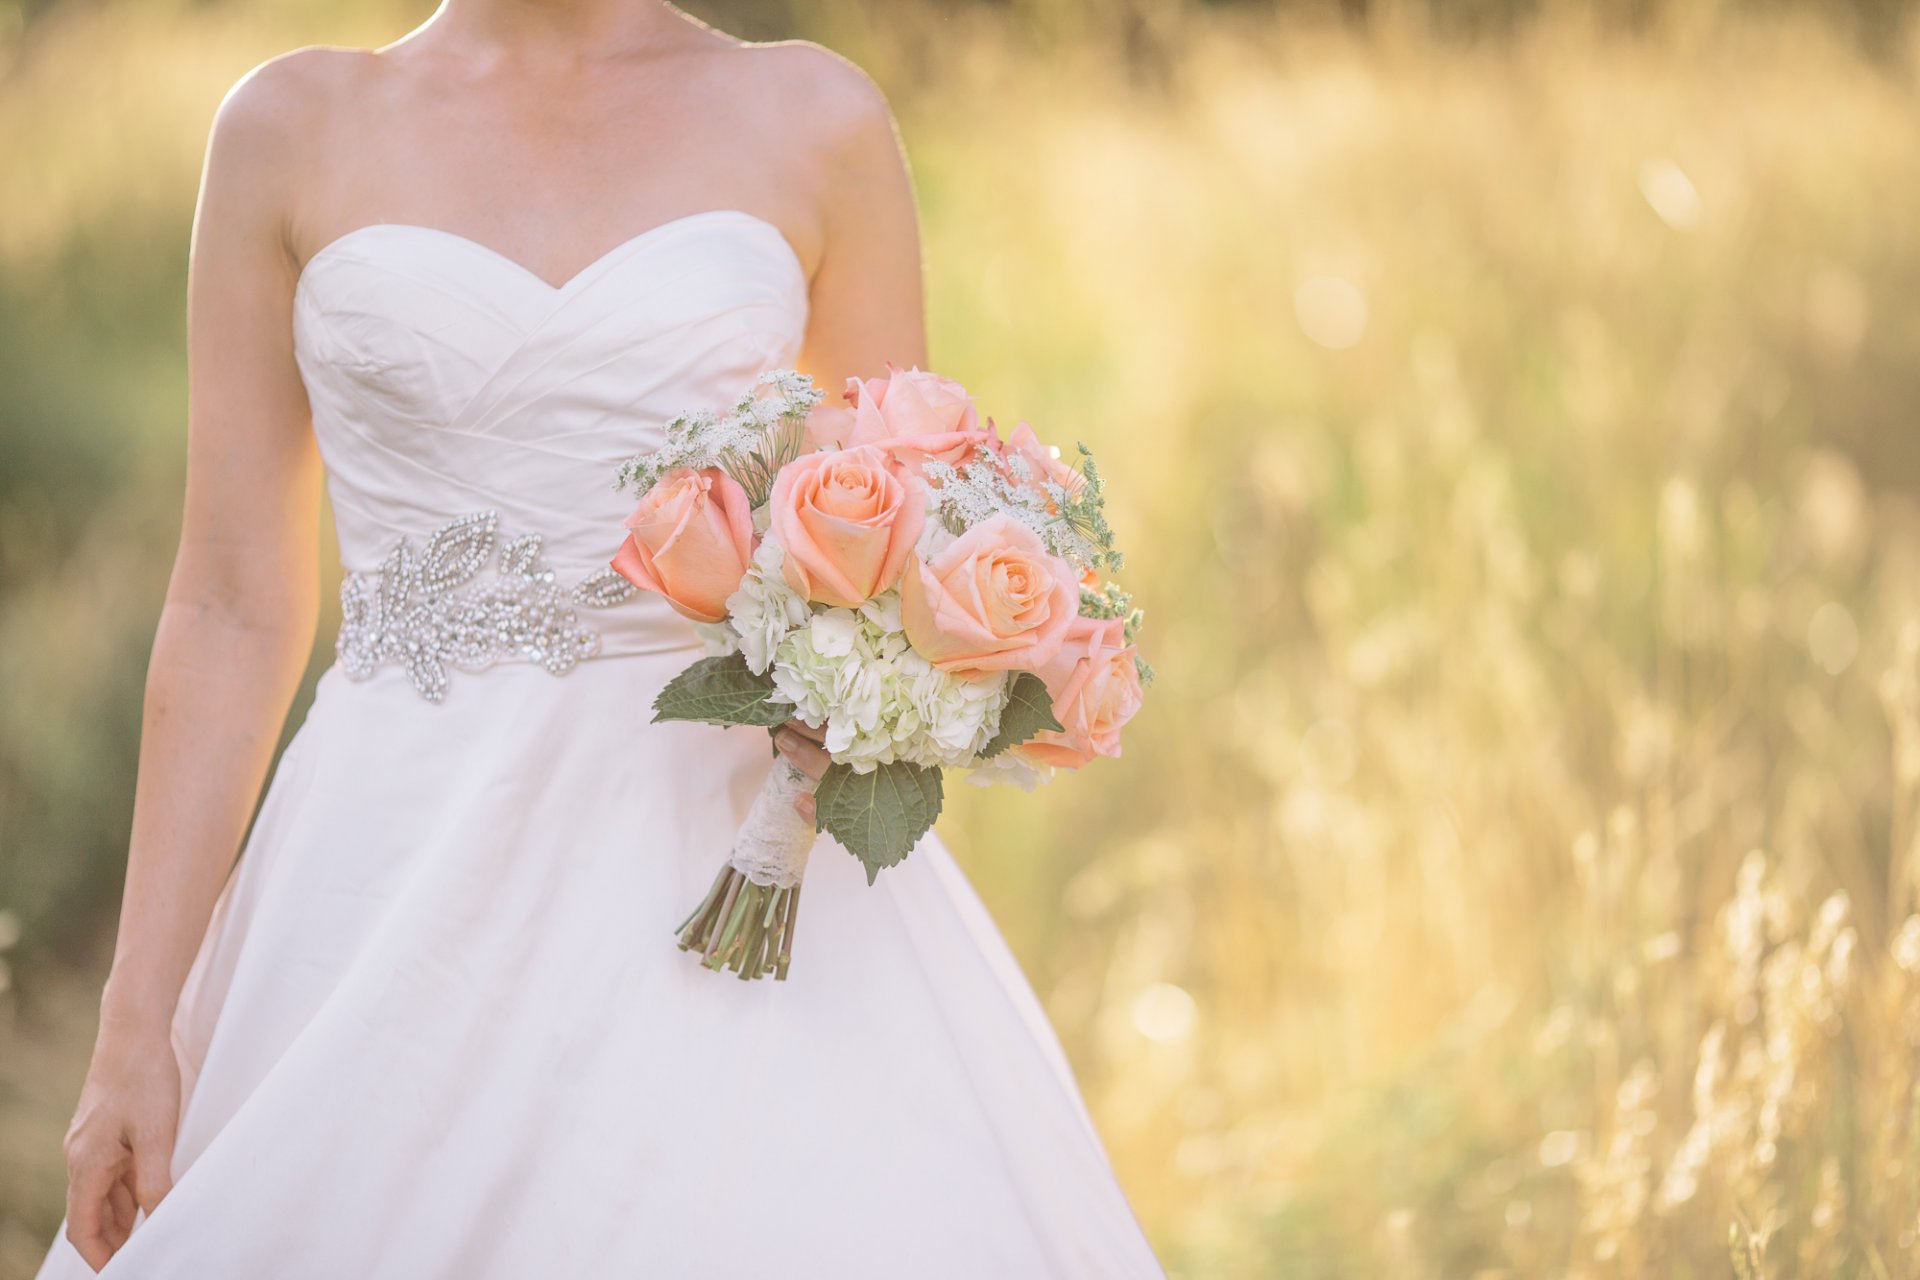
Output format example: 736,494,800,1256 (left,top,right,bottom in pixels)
806,364,991,476
1015,615,1143,770
994,421,1086,502
901,514,1080,676
610,467,756,624
770,445,926,606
